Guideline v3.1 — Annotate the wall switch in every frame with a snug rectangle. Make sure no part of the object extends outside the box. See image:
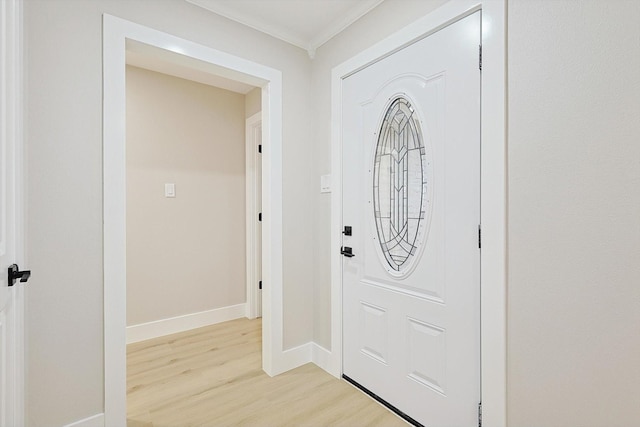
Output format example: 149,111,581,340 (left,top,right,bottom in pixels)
320,174,331,193
165,183,176,198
